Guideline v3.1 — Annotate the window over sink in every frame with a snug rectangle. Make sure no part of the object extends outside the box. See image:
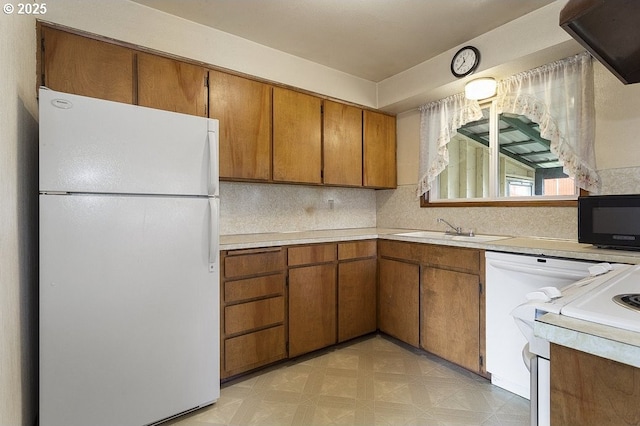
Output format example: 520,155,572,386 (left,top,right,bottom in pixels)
418,52,599,208
429,104,579,204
